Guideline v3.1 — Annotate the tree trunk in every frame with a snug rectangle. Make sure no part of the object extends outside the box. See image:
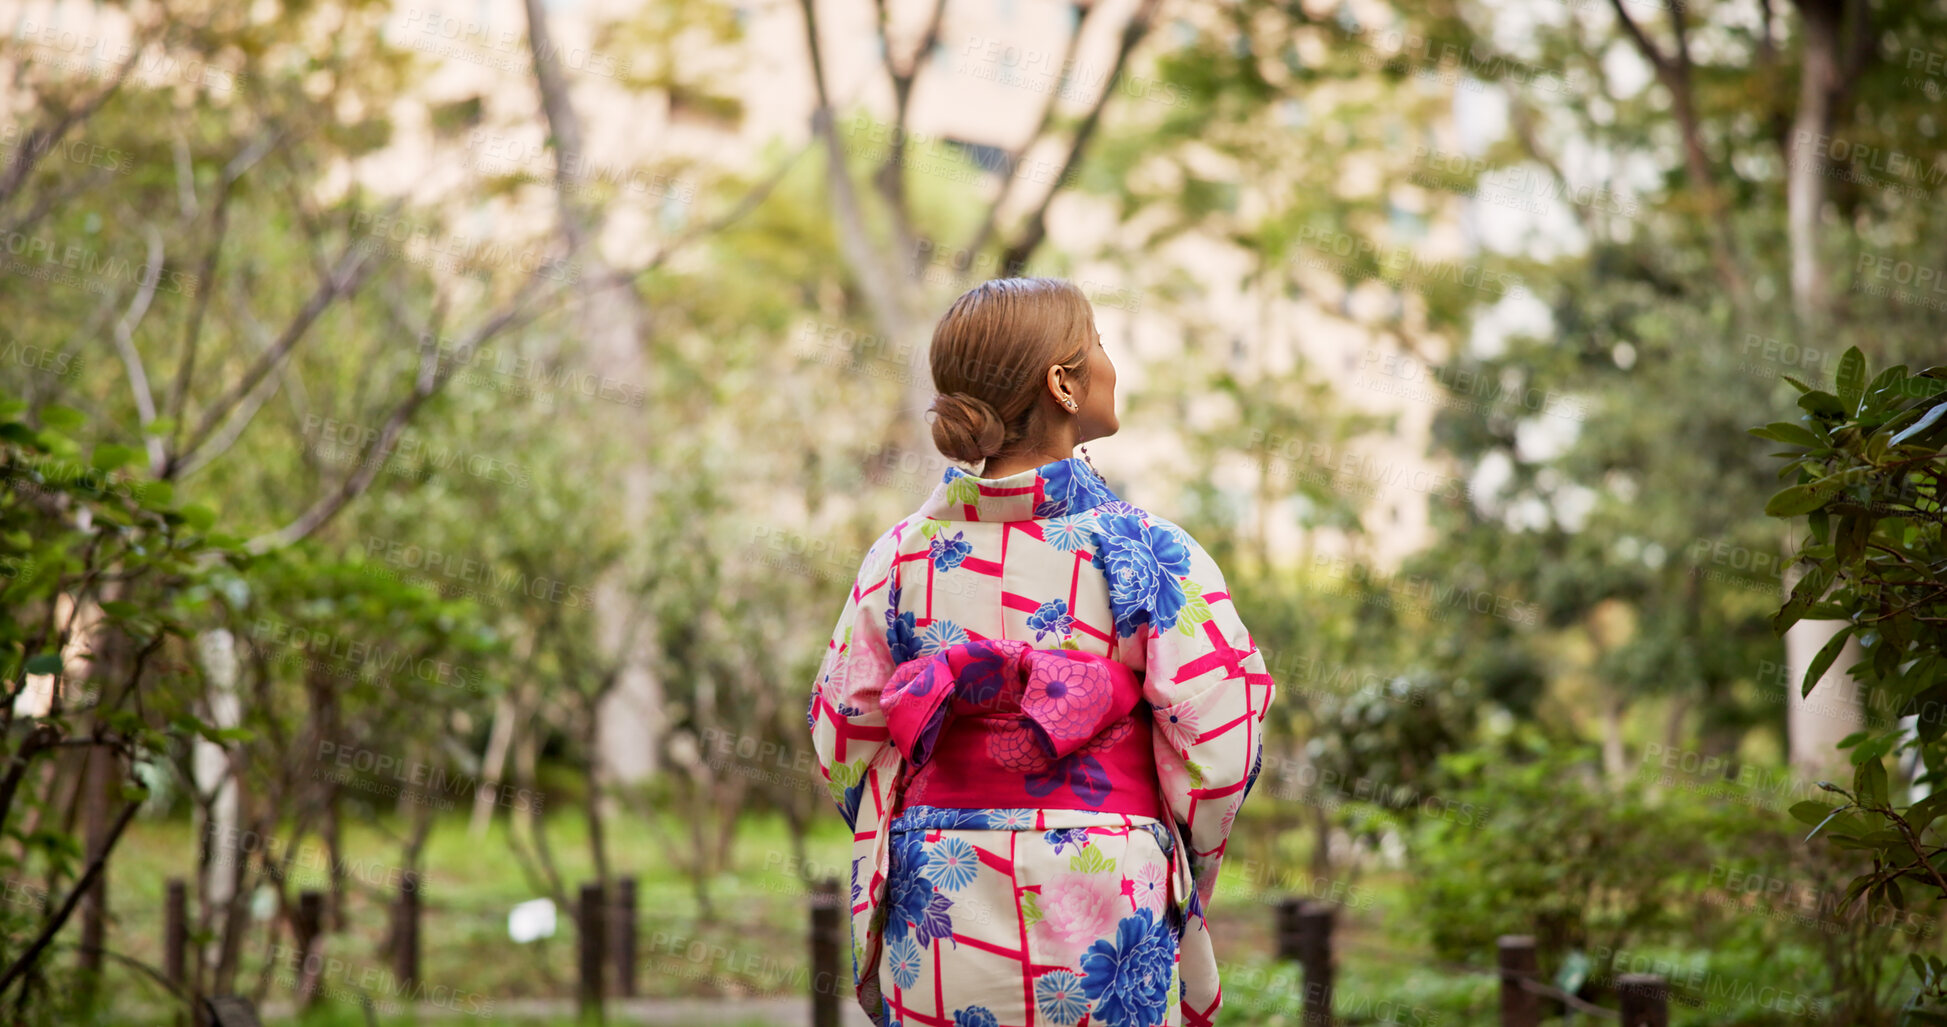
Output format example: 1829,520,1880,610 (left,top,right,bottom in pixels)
521,0,664,786
1782,0,1867,771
